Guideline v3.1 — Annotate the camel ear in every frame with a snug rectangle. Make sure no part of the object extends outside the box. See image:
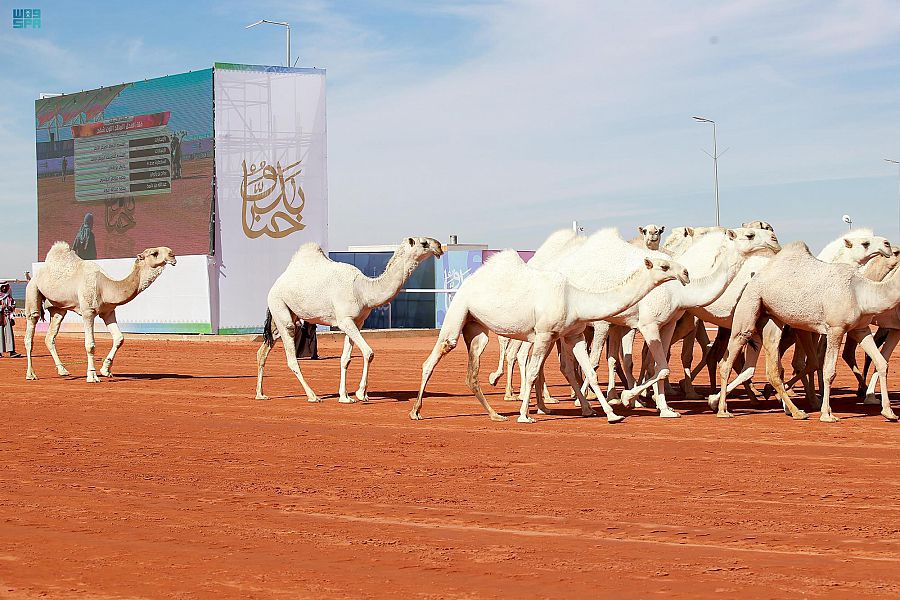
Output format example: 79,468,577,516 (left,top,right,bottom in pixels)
684,227,694,237
644,258,653,270
842,238,854,248
659,226,665,234
408,237,415,247
638,227,646,235
726,229,737,240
